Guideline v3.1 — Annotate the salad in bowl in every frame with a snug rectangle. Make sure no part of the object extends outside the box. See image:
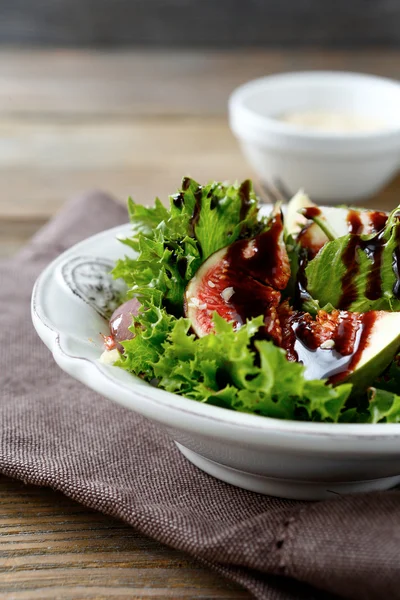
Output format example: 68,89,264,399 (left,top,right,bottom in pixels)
32,176,400,499
103,177,400,425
